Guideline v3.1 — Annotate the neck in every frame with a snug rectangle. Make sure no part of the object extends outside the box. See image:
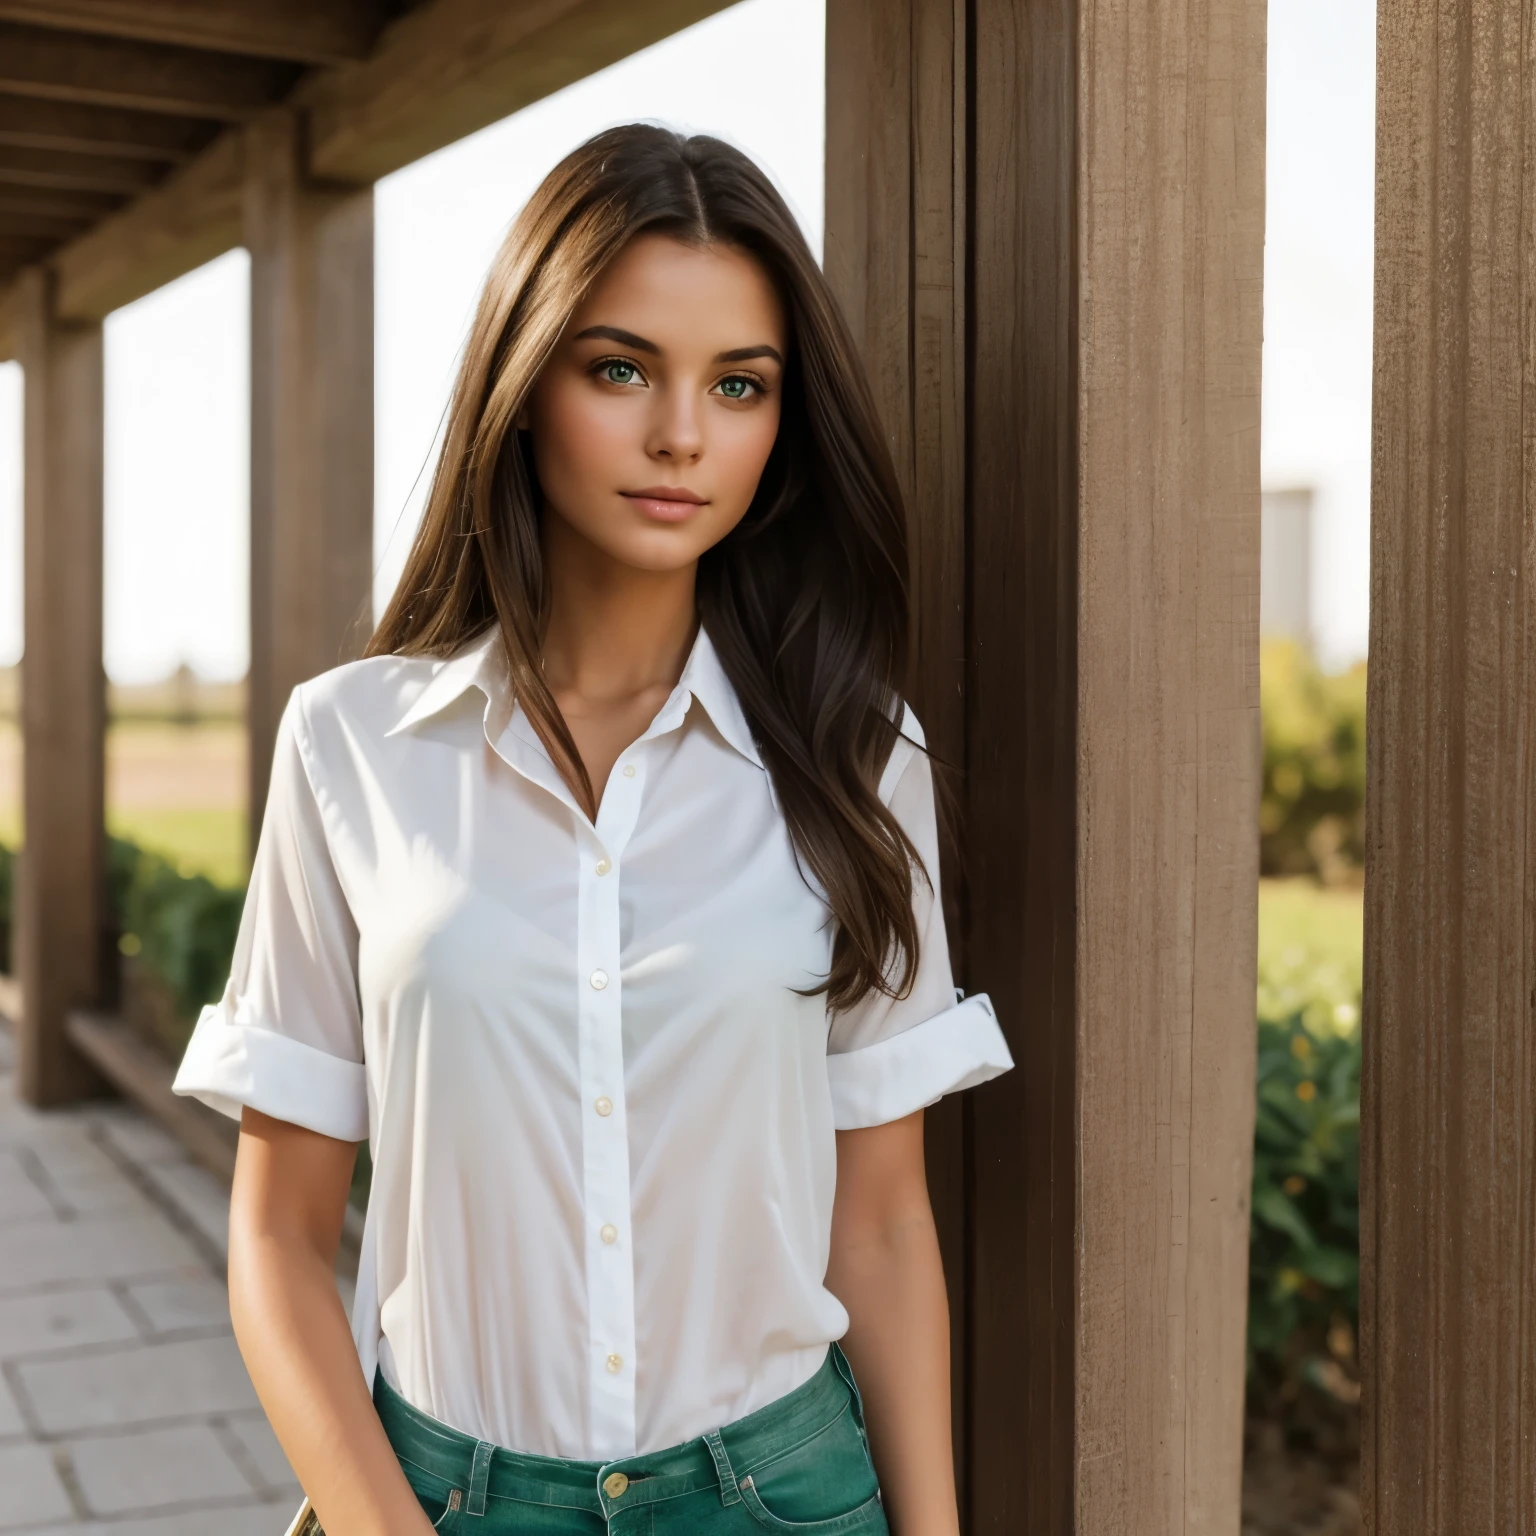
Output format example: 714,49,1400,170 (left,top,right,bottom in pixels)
538,515,699,702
